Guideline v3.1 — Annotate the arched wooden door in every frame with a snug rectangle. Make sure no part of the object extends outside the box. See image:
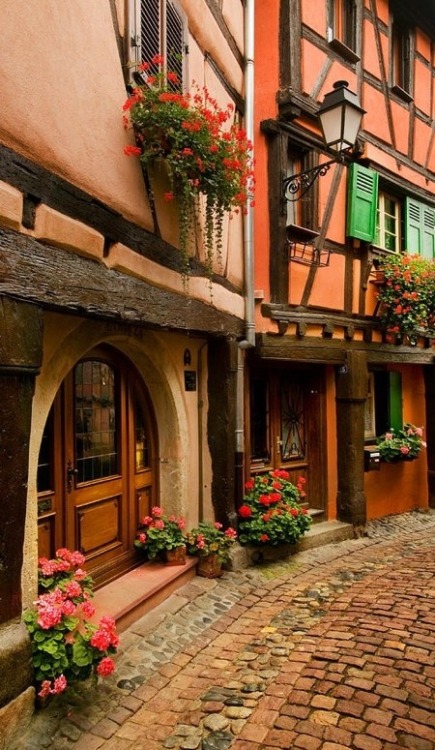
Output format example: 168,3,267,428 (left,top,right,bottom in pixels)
37,346,157,585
